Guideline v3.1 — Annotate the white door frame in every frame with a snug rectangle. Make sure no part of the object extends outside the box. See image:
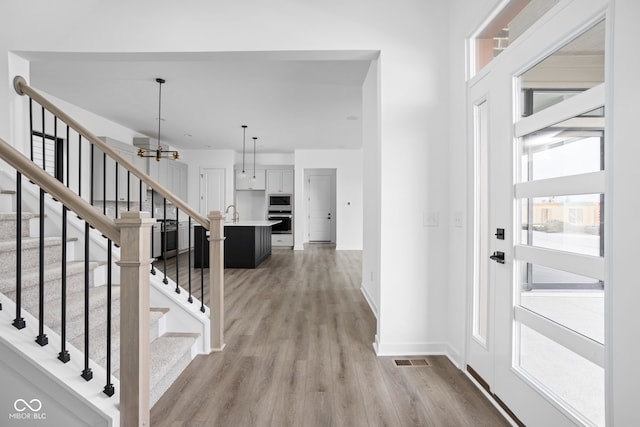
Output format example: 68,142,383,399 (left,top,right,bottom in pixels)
303,168,336,244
